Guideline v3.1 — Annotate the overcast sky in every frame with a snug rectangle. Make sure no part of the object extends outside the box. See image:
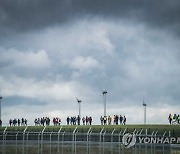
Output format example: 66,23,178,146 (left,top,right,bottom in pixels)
0,0,180,125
